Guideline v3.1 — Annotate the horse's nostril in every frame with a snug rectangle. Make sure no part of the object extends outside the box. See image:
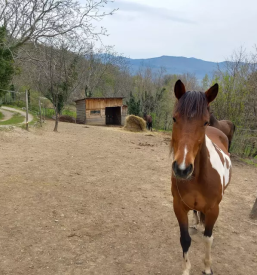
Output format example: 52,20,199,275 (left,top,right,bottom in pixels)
187,164,193,174
172,161,178,172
